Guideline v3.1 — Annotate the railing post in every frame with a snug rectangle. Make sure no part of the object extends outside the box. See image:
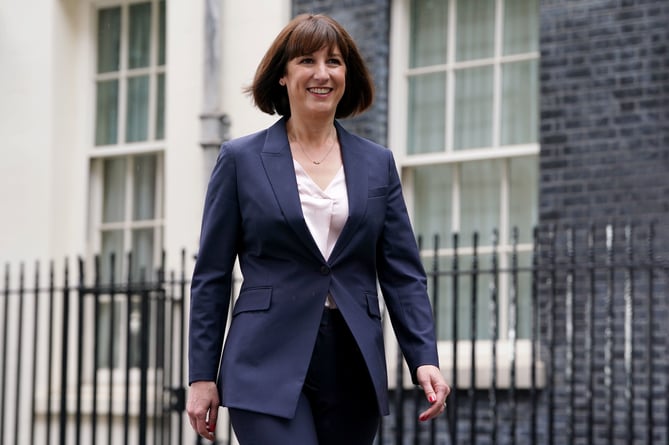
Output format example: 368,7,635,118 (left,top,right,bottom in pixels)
139,288,150,445
547,225,556,445
530,227,539,445
646,222,655,445
124,253,133,445
75,258,85,445
489,230,499,445
623,224,635,445
1,264,10,445
104,253,115,444
430,234,439,445
604,224,615,444
468,232,478,444
585,224,595,445
91,256,100,445
13,263,26,445
59,260,70,445
46,261,55,445
450,233,459,445
565,227,574,445
509,227,519,444
29,262,40,445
